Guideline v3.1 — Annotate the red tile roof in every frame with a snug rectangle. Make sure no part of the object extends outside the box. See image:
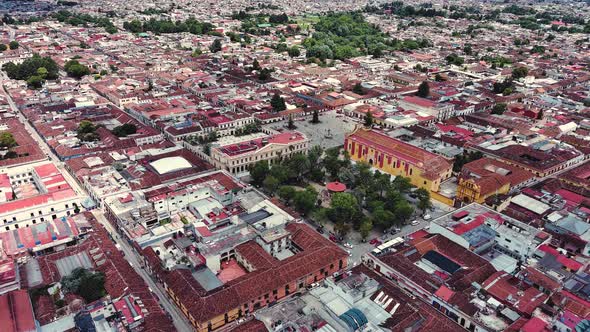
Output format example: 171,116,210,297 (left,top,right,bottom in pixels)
144,223,347,326
0,290,36,332
482,271,548,315
346,128,451,180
